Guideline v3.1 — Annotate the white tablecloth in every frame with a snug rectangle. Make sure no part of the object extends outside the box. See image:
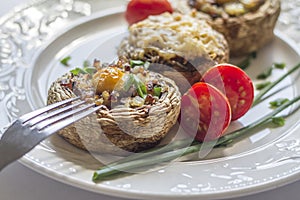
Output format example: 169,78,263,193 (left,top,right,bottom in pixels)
1,1,300,200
